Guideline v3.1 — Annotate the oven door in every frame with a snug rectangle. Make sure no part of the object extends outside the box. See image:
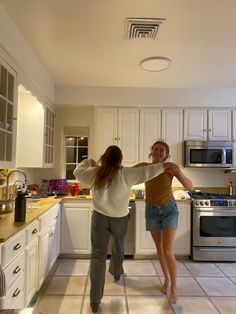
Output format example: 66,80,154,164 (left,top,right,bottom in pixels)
193,207,236,246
